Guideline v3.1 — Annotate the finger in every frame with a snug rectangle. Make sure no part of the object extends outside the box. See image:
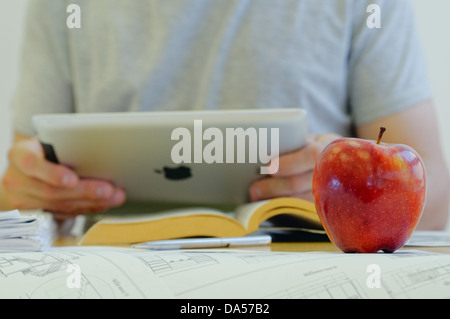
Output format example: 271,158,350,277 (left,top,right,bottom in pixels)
3,165,126,213
7,185,126,215
4,164,117,202
44,189,126,216
250,171,314,201
31,179,117,202
9,139,79,188
274,134,341,177
274,145,319,177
